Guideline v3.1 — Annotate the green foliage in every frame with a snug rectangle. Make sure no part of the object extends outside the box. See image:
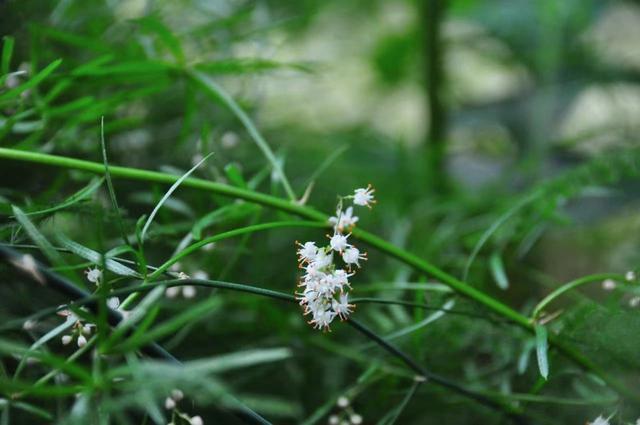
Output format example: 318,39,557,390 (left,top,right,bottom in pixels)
1,1,640,424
